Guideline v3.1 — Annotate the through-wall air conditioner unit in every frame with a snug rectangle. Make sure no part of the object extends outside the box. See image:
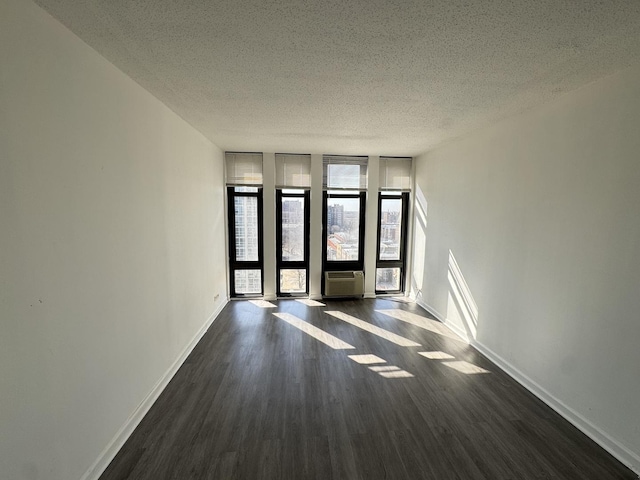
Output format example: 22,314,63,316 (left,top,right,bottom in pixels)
324,271,364,298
